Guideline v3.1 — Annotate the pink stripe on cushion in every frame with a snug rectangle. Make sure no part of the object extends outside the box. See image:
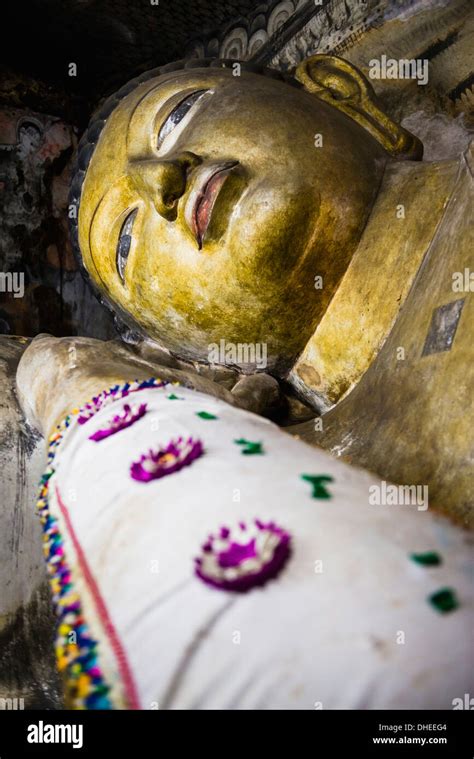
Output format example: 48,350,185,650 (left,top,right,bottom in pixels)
56,486,141,710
